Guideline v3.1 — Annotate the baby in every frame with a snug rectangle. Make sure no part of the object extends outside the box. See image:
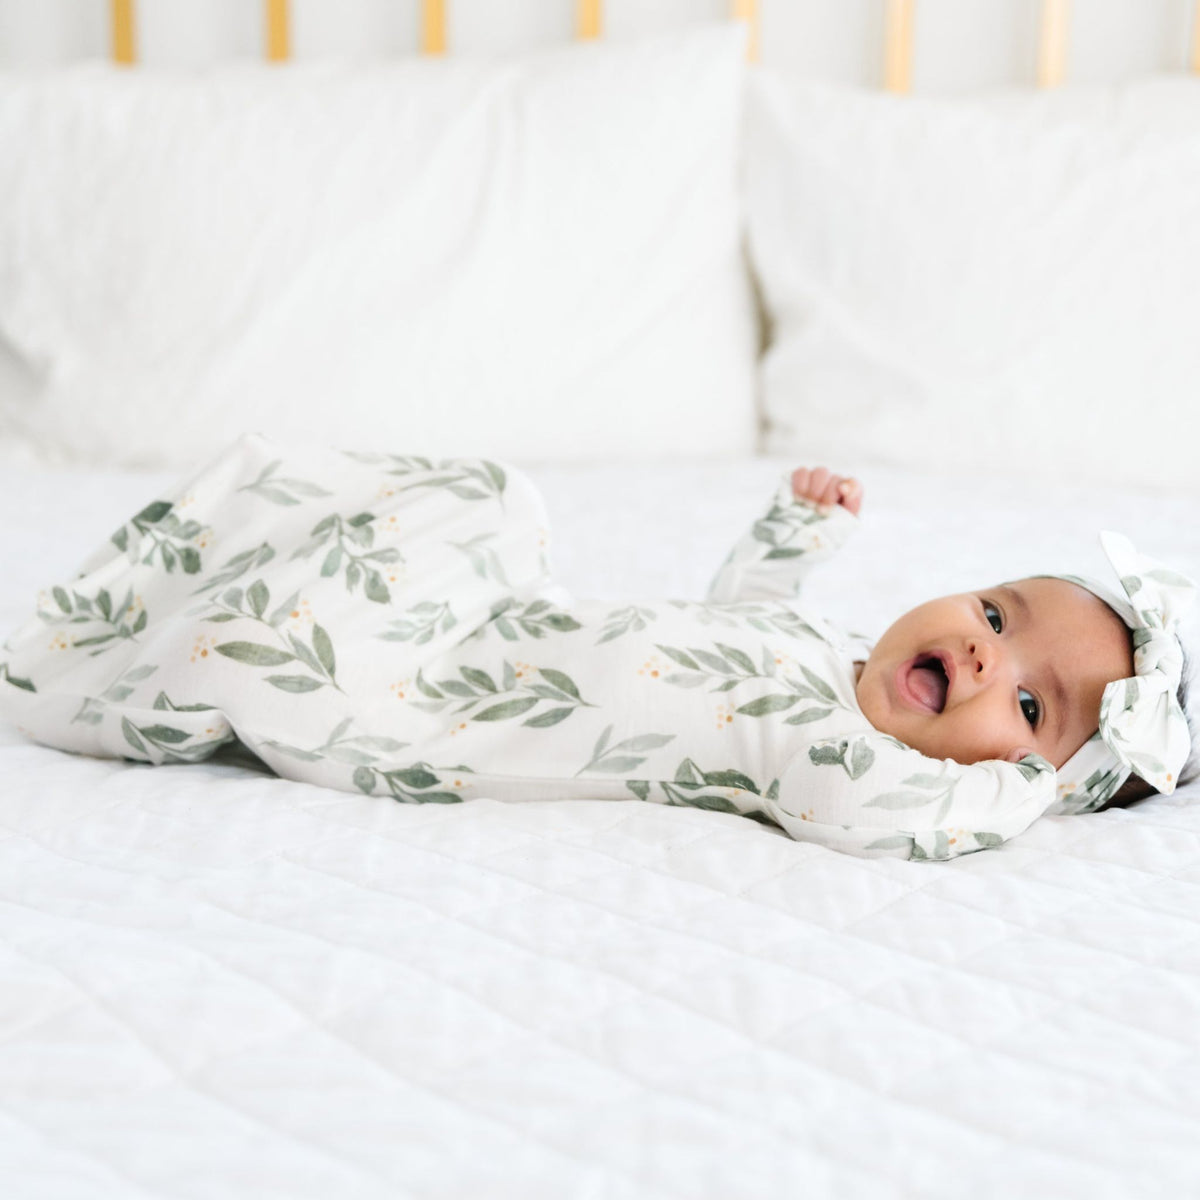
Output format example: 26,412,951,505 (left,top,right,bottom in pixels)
798,468,1193,808
0,436,1193,861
